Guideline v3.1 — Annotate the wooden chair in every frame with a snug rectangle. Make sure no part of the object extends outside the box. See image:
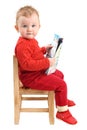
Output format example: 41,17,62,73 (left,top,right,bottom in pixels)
13,55,54,124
